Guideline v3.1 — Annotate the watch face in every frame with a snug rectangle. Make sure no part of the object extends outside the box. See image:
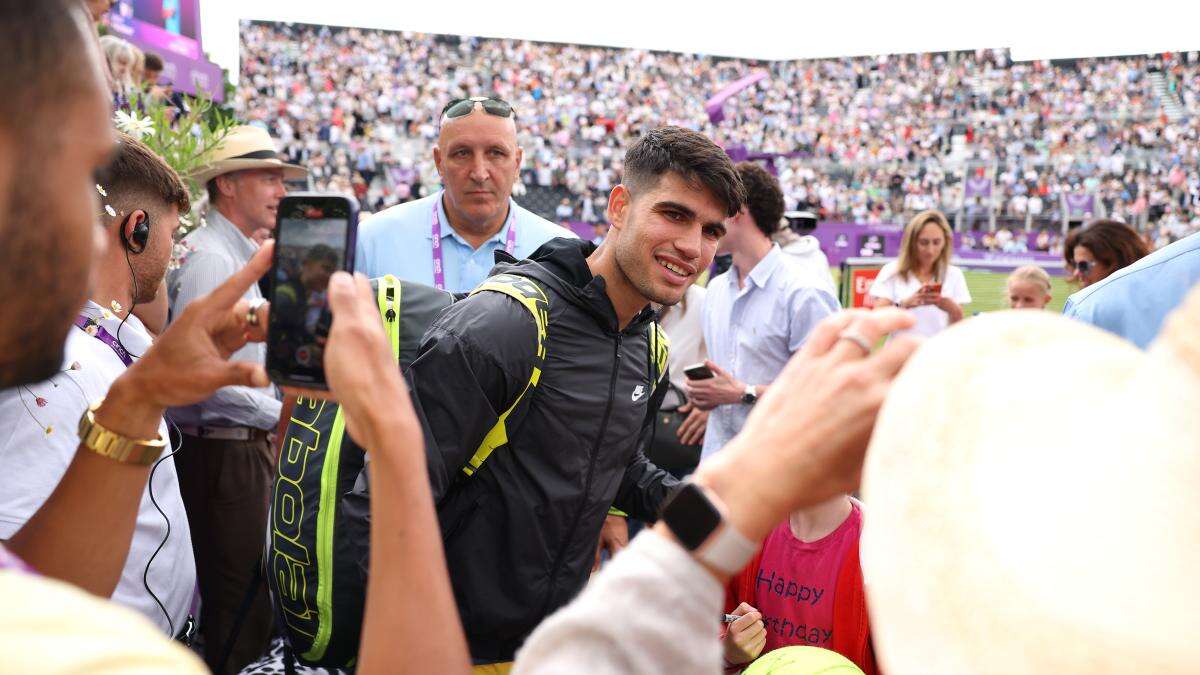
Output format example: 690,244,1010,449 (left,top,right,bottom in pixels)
662,483,723,551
